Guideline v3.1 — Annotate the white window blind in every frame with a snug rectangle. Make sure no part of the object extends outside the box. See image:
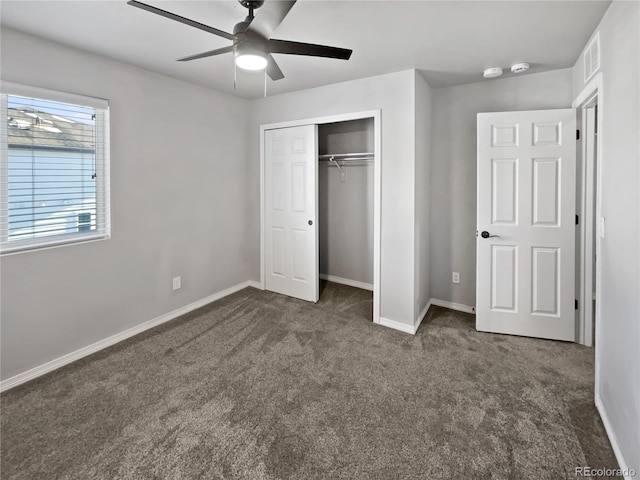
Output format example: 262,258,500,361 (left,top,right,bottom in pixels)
1,82,110,254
